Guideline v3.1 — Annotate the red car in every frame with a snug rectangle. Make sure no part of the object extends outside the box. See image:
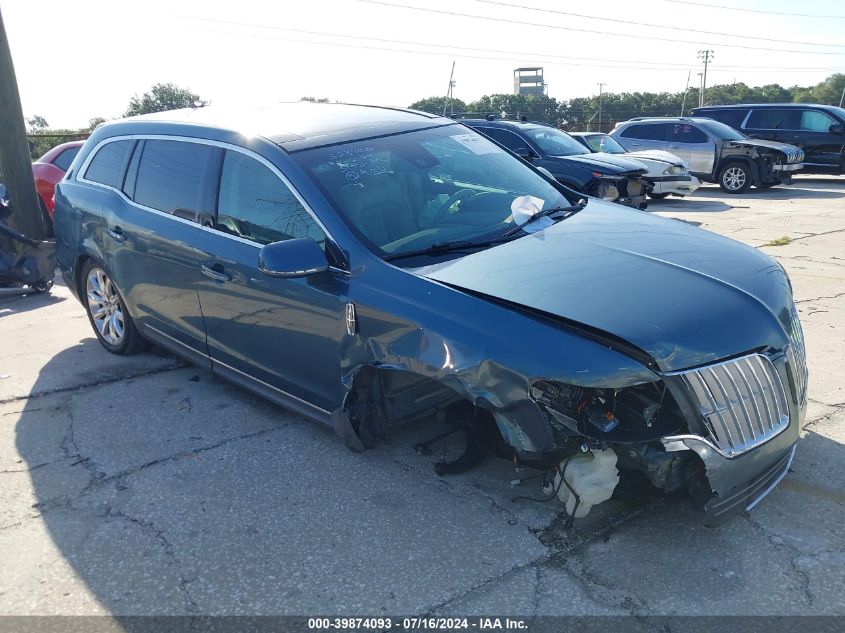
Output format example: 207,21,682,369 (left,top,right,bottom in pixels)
32,140,84,219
